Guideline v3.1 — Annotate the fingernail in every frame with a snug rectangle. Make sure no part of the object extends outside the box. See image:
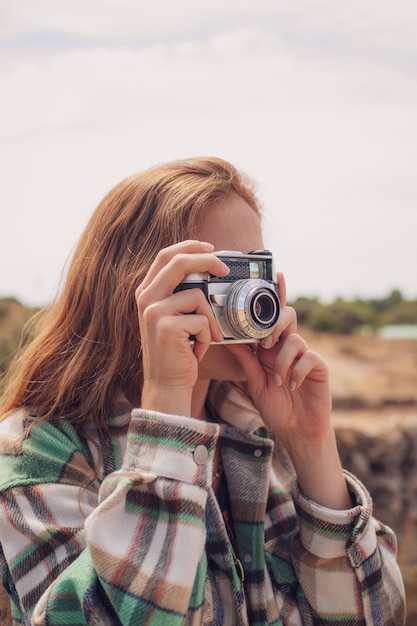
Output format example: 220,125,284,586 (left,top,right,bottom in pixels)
273,373,282,386
214,331,224,343
221,262,230,274
201,242,214,250
289,380,297,392
262,335,274,349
